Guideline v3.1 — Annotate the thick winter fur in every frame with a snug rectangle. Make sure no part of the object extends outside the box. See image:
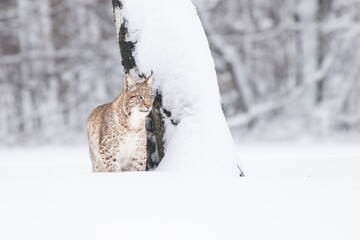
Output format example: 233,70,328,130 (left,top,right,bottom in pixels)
86,73,154,172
